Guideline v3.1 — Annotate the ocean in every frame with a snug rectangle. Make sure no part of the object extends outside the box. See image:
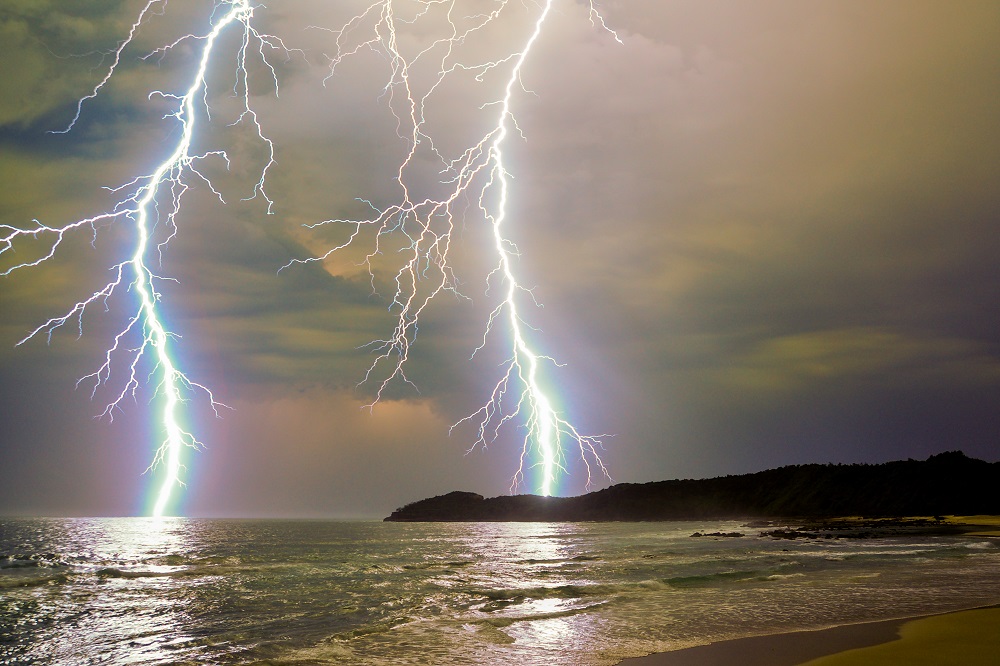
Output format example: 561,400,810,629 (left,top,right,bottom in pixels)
2,518,998,665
